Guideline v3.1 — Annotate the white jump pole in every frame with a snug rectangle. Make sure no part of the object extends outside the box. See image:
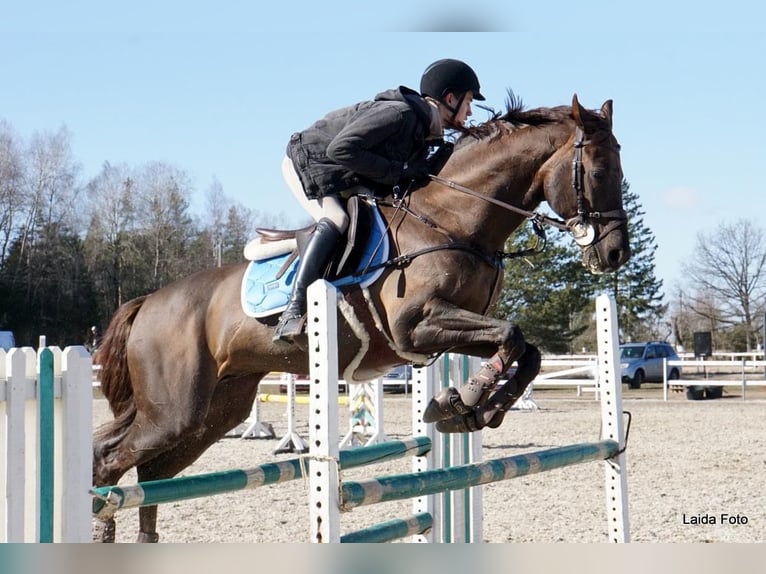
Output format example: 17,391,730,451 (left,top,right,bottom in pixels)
595,293,630,542
307,280,341,543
